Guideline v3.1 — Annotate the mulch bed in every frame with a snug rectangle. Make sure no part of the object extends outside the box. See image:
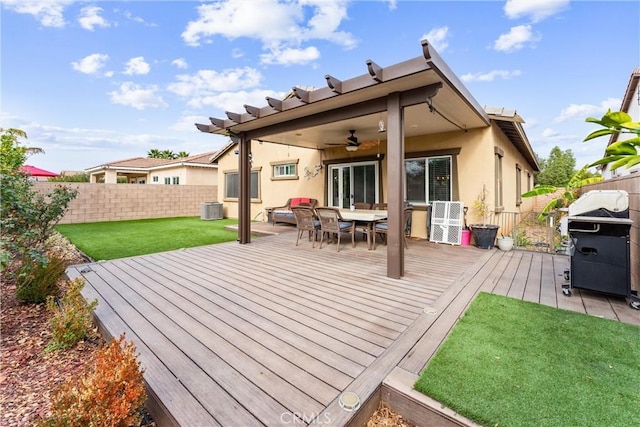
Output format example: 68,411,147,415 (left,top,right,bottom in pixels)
0,233,154,426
